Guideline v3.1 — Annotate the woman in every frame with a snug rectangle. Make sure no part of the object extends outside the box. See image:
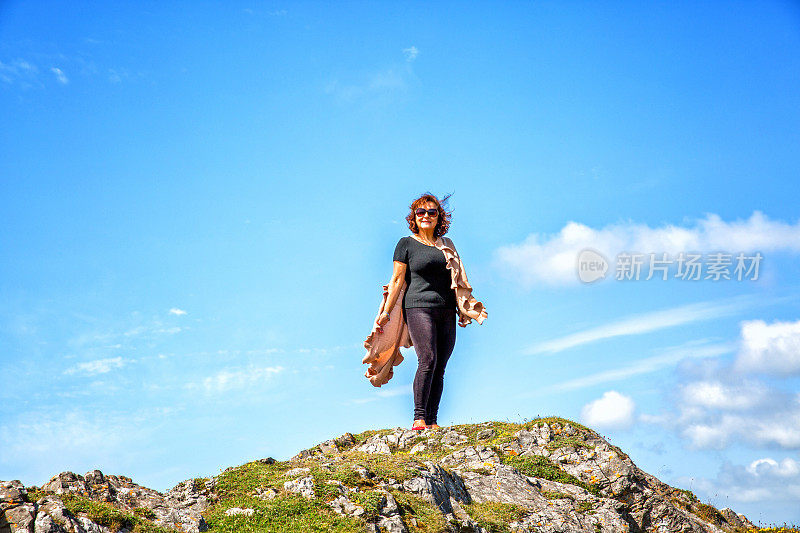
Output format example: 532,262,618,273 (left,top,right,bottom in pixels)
373,193,487,431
